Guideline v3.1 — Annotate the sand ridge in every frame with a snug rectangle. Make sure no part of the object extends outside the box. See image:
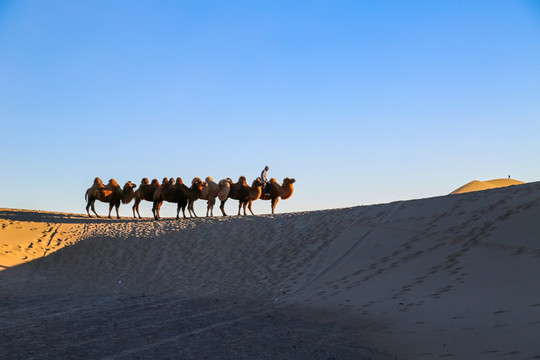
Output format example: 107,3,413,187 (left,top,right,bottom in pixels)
450,178,524,194
1,181,539,359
